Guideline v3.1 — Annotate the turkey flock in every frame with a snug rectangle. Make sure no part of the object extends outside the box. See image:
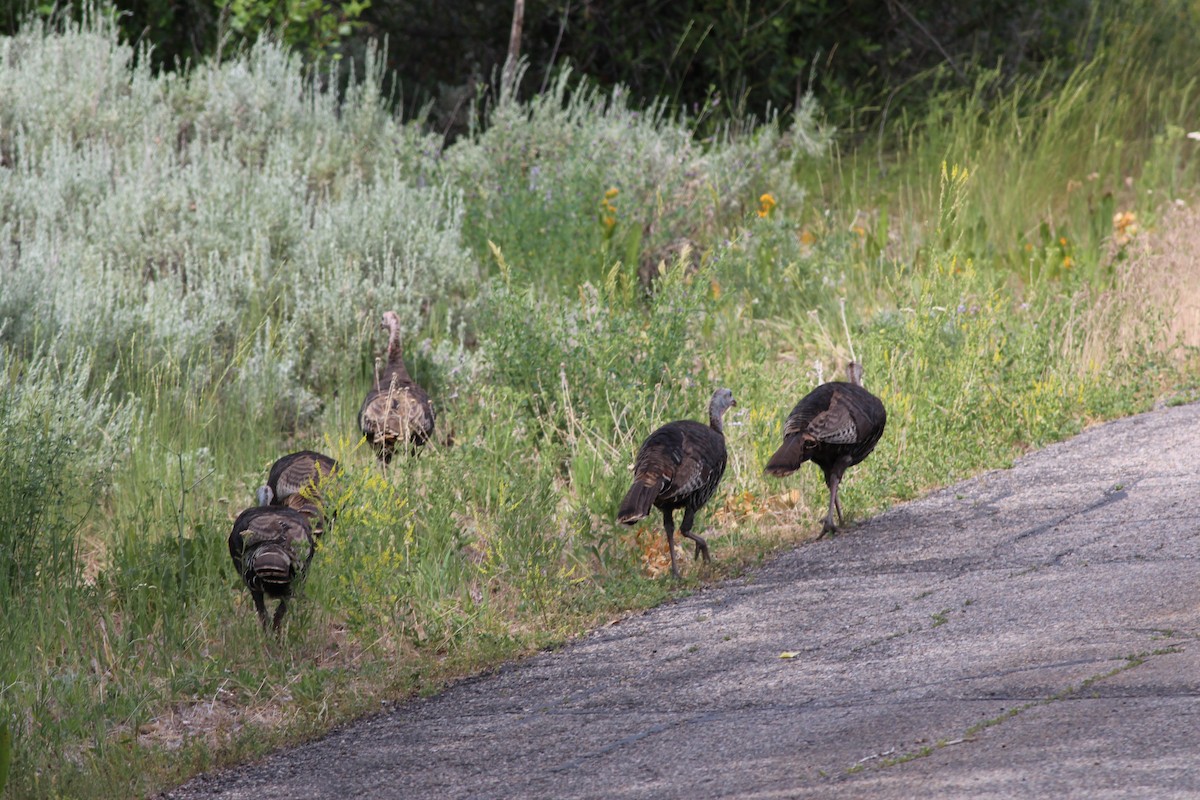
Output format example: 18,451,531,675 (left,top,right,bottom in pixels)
228,310,886,630
228,311,436,633
617,365,886,578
